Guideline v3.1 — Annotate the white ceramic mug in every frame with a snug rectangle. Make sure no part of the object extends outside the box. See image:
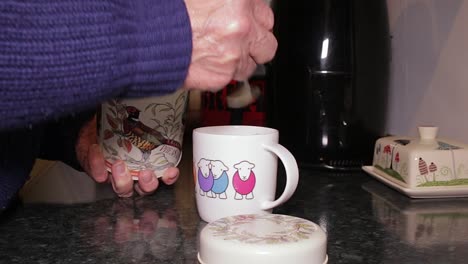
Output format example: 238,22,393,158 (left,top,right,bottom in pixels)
98,90,188,179
193,125,299,223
